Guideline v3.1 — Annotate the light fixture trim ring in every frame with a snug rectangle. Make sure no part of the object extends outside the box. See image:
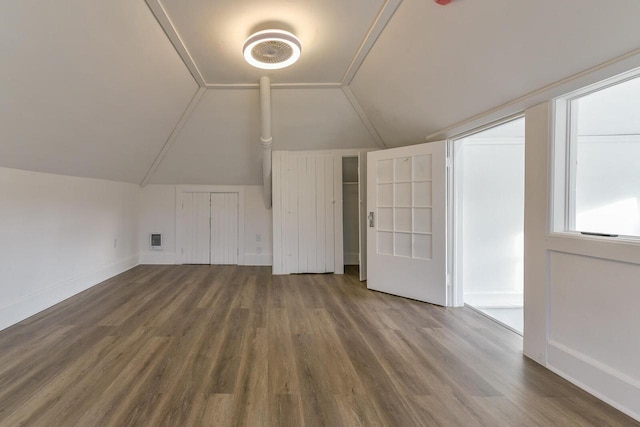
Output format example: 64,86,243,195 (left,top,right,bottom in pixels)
243,29,302,70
